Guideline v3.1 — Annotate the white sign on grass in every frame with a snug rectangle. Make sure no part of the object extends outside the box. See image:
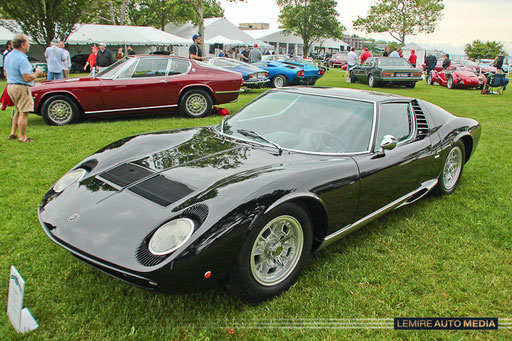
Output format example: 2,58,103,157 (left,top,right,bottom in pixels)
7,266,38,333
